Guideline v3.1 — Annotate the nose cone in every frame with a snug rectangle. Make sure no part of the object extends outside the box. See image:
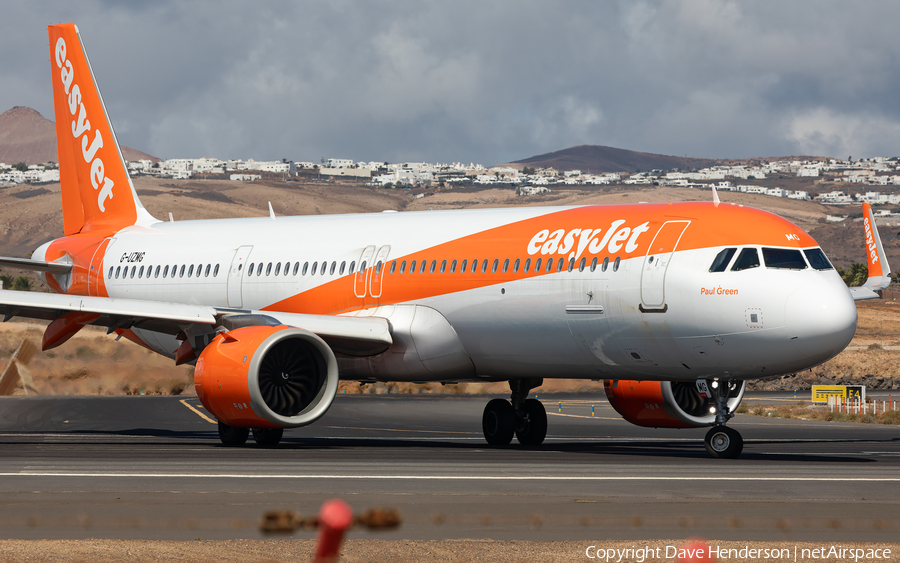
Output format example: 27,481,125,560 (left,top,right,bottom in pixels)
785,277,857,364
